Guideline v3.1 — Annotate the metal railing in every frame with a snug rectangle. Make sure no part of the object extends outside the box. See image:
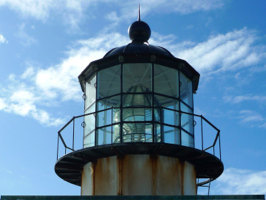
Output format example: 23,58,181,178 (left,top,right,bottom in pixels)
57,108,221,160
